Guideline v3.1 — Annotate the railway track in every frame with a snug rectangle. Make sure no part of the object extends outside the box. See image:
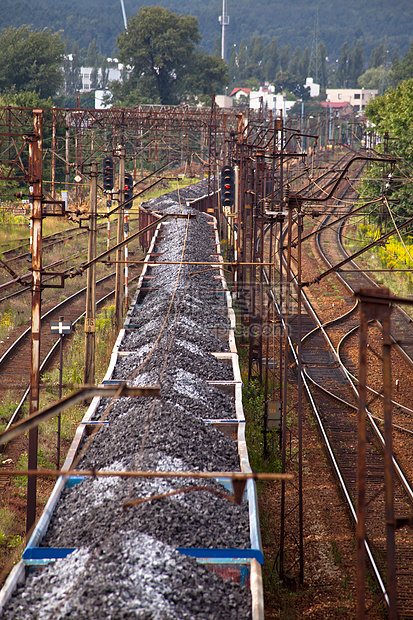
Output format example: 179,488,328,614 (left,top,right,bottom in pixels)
0,217,141,302
296,160,413,615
